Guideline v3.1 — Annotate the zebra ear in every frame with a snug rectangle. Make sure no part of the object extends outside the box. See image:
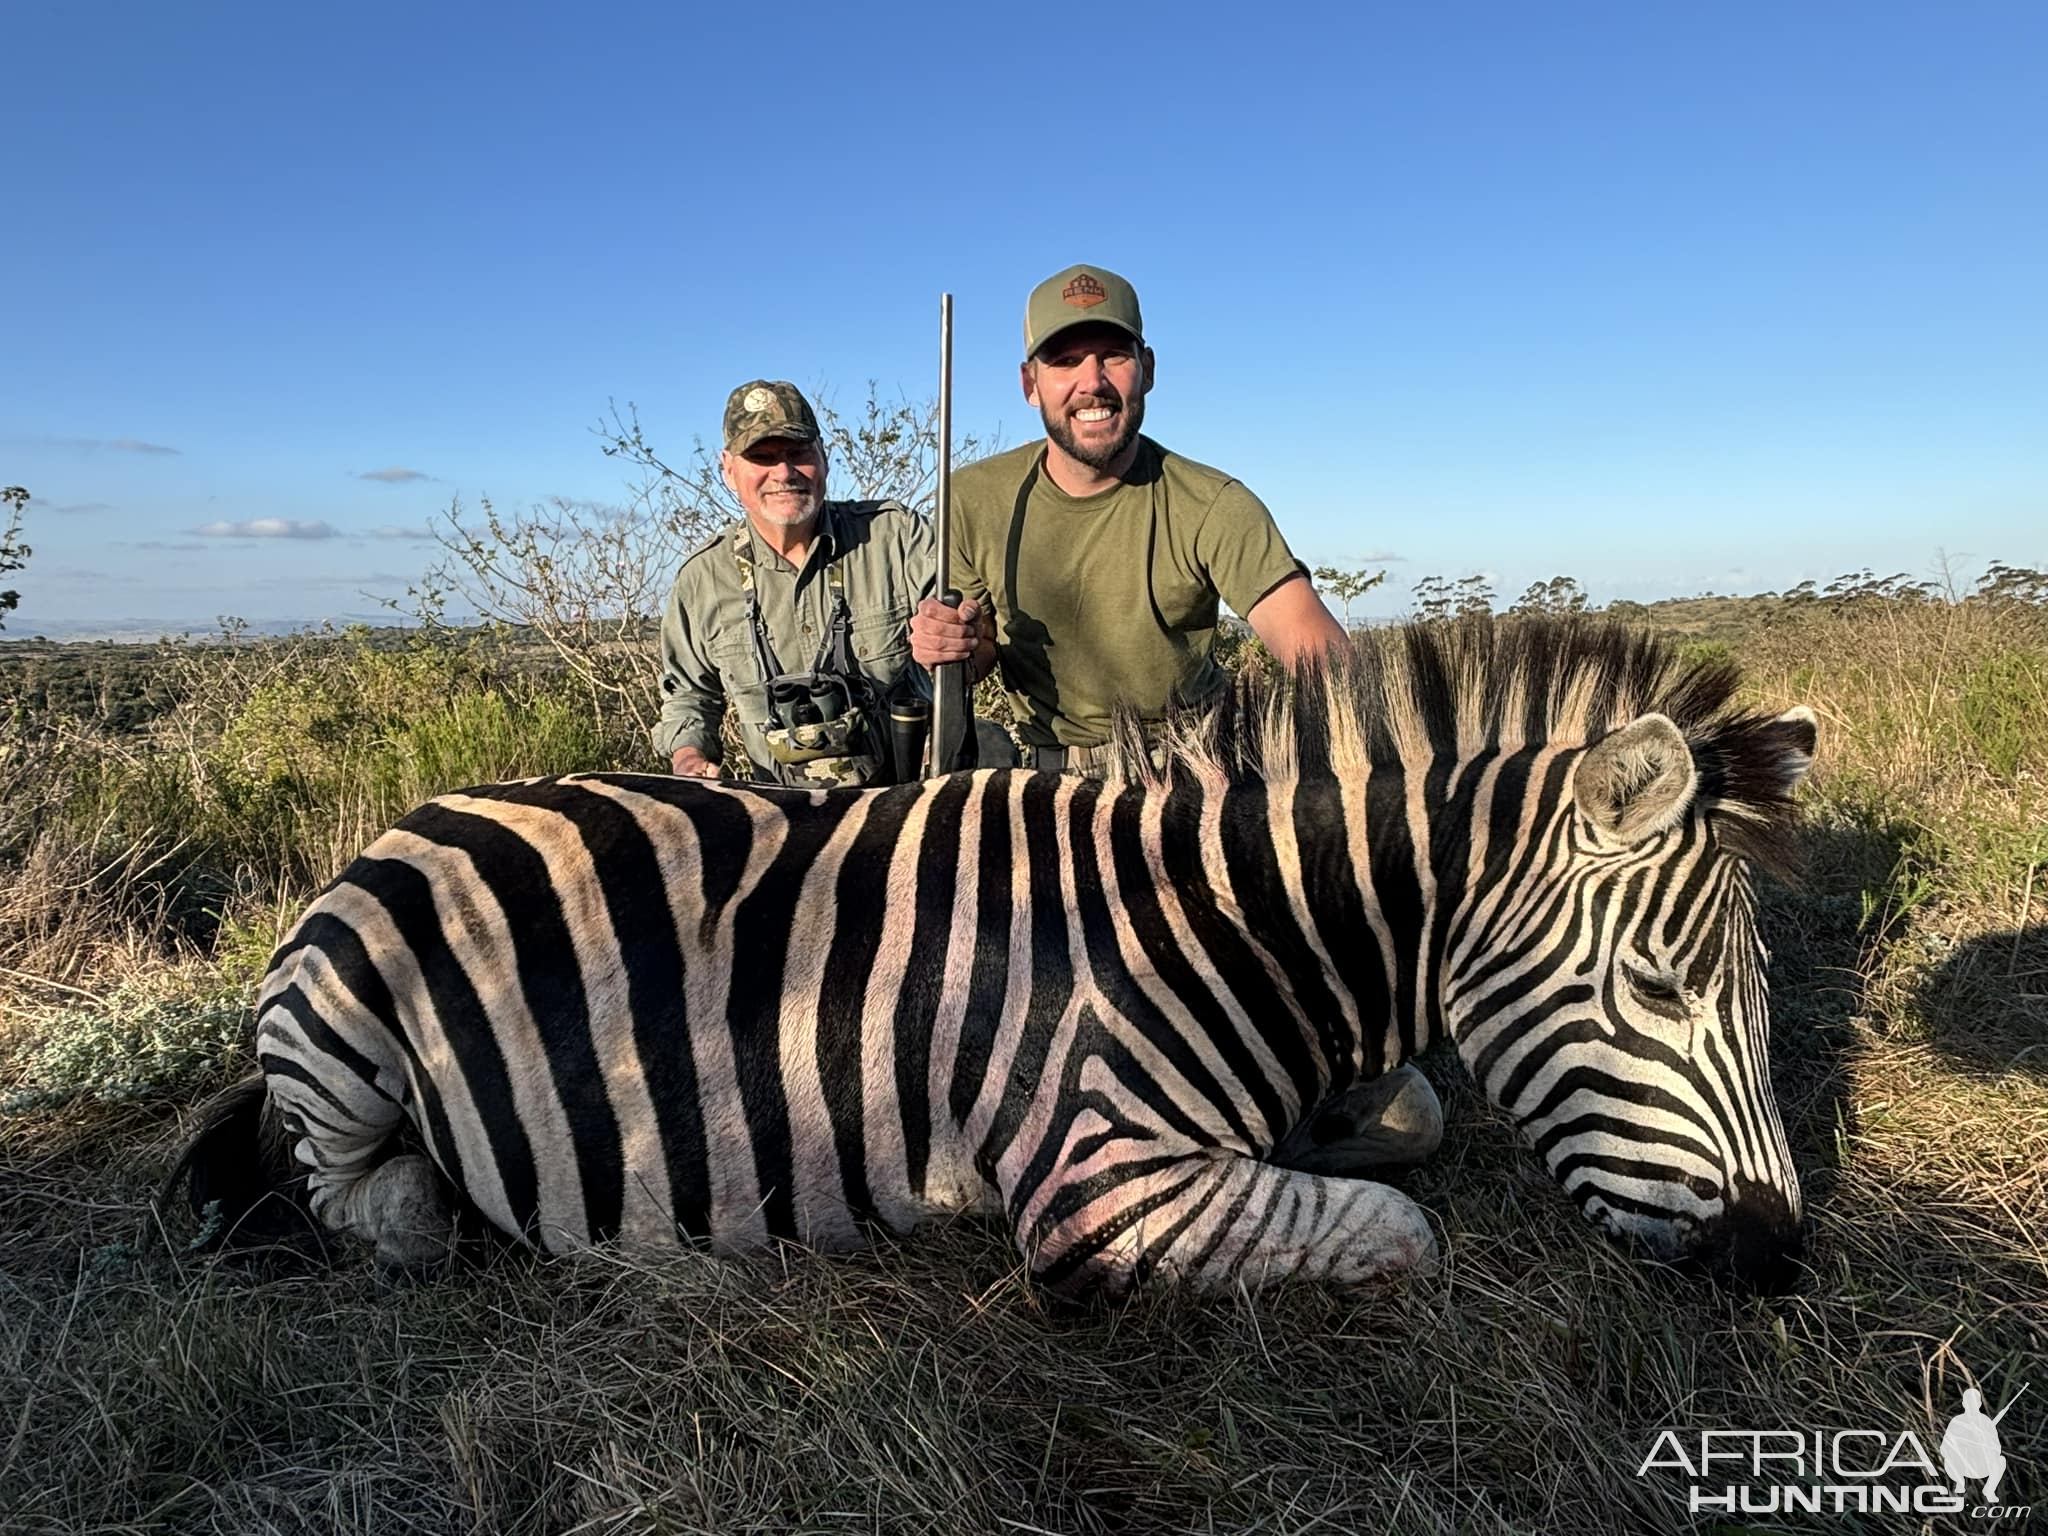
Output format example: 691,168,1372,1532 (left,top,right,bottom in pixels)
1575,713,1696,846
1760,705,1819,793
